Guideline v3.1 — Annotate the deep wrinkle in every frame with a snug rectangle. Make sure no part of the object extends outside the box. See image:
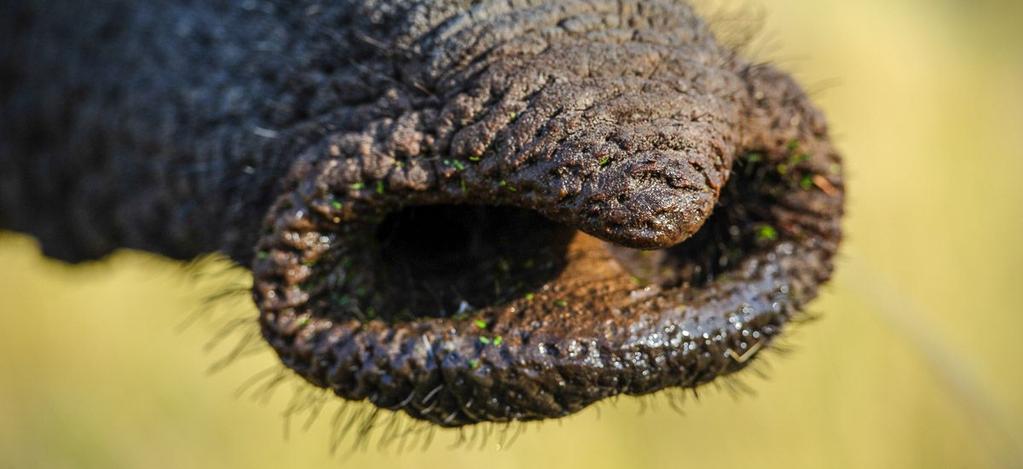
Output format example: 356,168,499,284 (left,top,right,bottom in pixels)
0,0,843,427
